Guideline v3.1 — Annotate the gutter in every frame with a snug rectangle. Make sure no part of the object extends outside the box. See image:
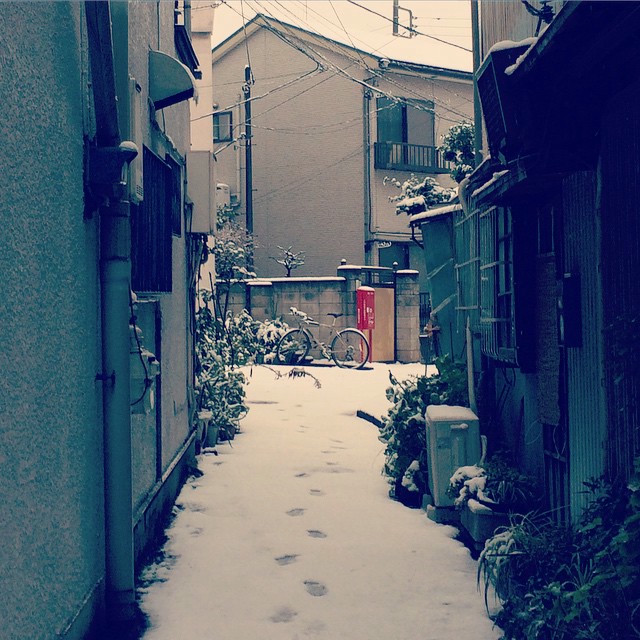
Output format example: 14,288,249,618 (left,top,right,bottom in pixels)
85,1,137,626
